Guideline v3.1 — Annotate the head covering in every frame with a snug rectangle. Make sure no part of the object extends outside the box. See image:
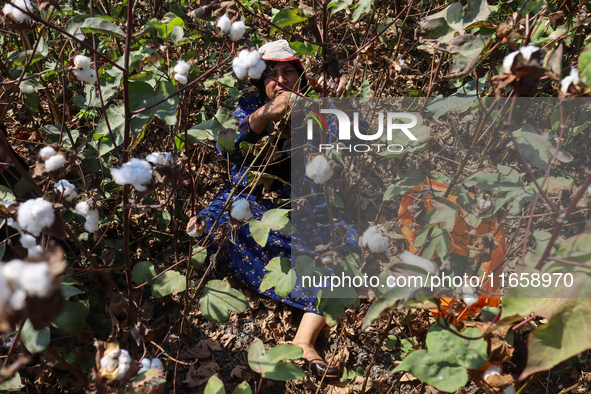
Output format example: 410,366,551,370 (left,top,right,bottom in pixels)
251,40,307,88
